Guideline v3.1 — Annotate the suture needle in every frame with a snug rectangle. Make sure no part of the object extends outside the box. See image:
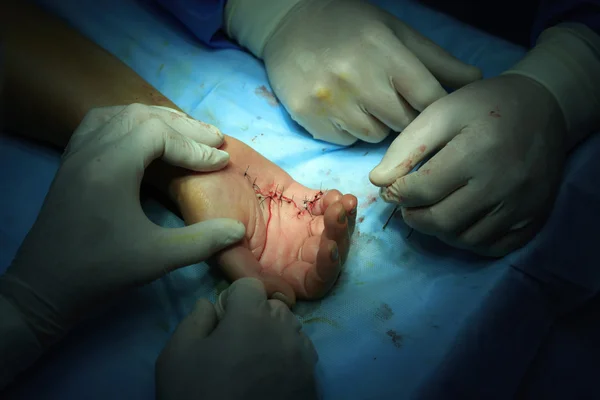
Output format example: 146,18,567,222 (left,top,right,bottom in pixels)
382,205,399,230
